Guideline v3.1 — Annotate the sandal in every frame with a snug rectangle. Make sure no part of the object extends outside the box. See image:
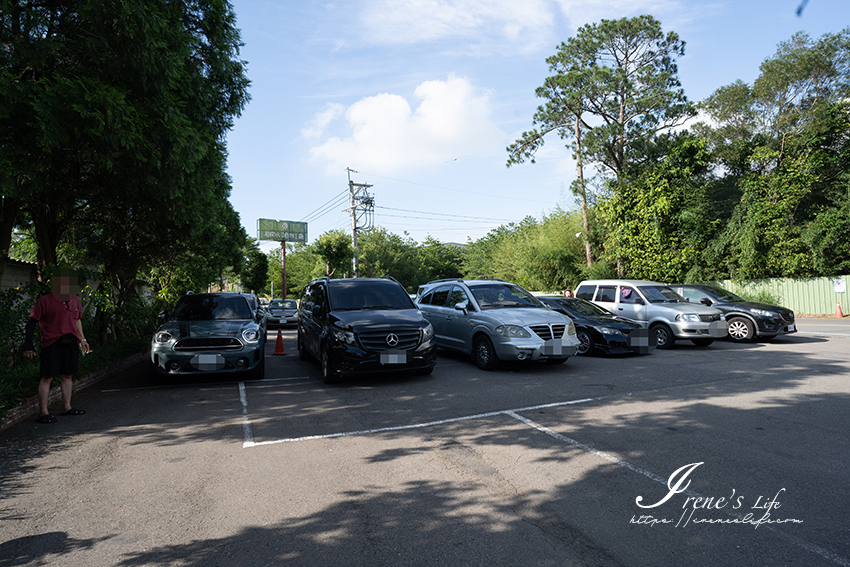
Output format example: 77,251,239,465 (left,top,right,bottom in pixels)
61,408,86,416
37,414,58,424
